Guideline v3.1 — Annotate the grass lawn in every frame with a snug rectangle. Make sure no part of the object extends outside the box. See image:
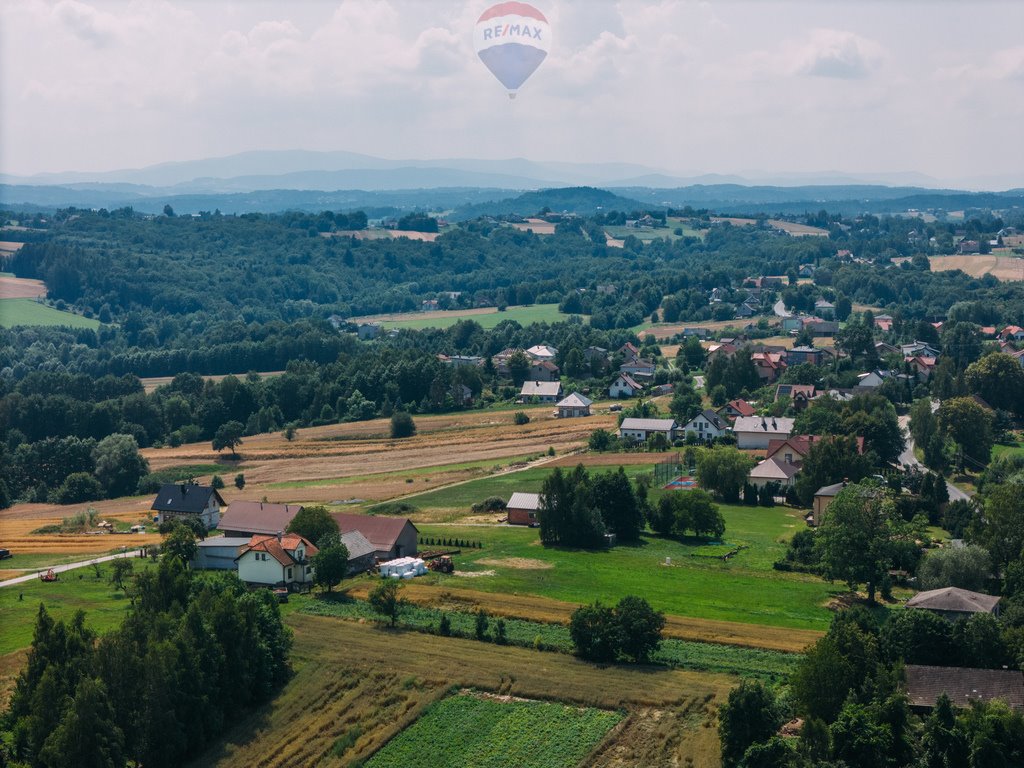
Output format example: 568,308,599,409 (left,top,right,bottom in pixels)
0,558,151,655
369,304,575,331
366,694,623,768
992,436,1024,461
0,298,101,329
269,455,537,491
